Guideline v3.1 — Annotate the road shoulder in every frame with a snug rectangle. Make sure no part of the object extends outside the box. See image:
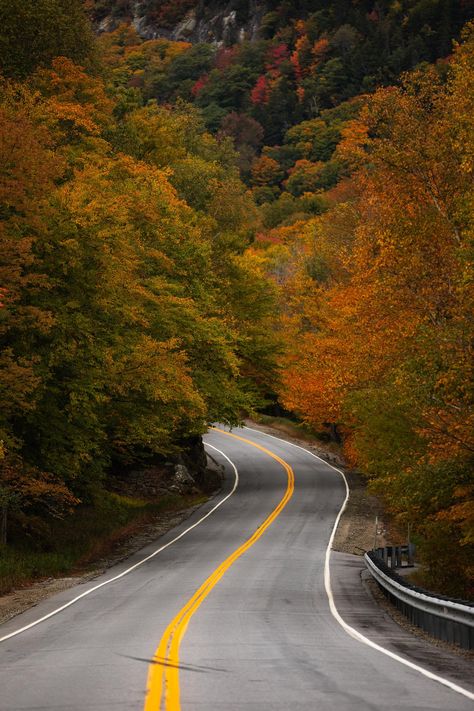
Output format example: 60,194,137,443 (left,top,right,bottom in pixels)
330,551,474,690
